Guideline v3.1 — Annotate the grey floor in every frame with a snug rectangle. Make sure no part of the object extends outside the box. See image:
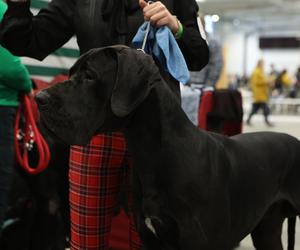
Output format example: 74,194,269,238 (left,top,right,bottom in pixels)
237,218,300,249
237,111,300,249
